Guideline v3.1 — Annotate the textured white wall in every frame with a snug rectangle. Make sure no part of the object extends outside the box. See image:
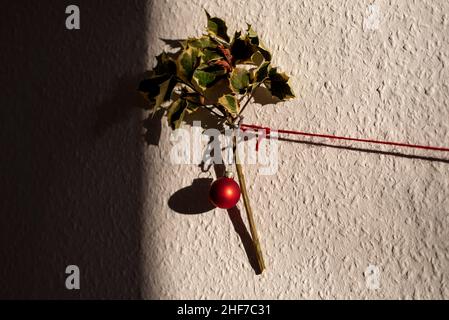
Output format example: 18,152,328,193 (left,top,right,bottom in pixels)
143,0,449,299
